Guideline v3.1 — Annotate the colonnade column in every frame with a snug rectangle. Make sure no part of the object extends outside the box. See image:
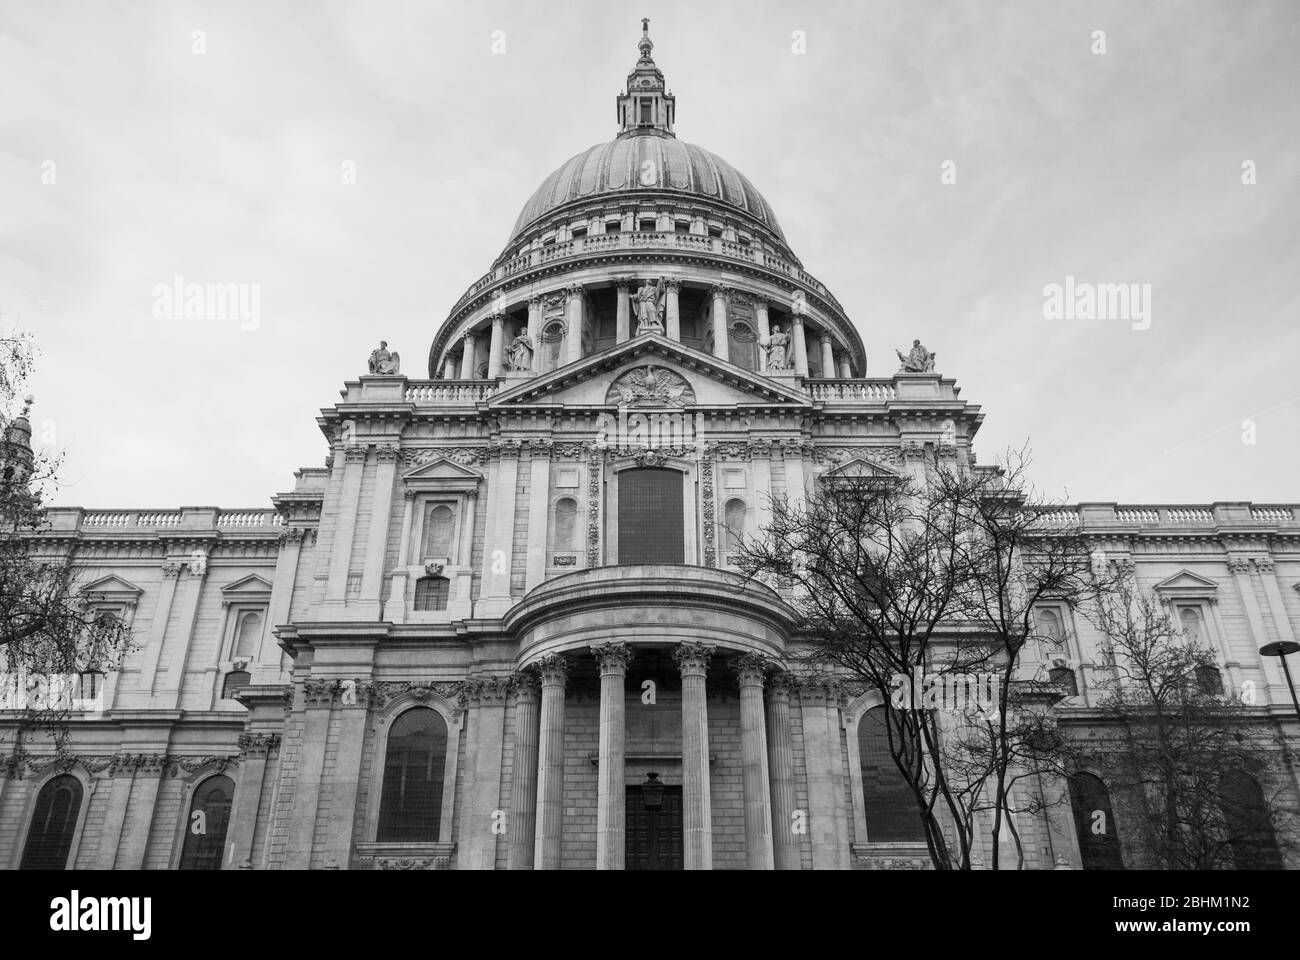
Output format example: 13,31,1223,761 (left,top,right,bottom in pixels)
487,313,506,378
507,672,541,869
592,643,633,870
820,334,834,380
615,283,630,343
736,654,774,870
527,295,542,359
665,280,681,341
839,356,852,378
564,284,585,364
710,285,729,361
459,332,478,379
765,672,800,869
442,354,457,379
533,655,568,869
754,299,770,371
675,642,715,869
790,314,809,376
